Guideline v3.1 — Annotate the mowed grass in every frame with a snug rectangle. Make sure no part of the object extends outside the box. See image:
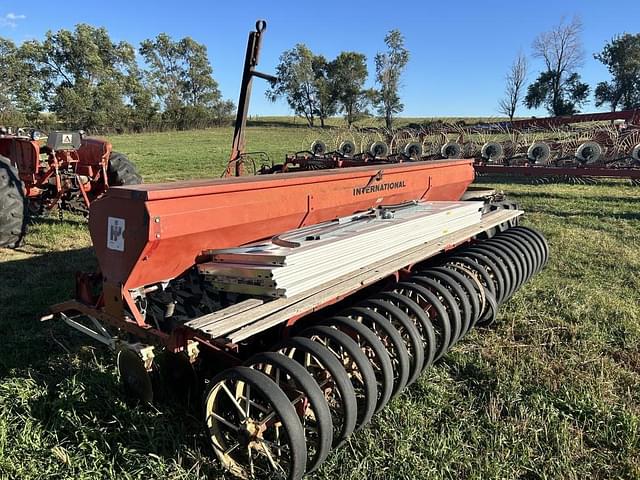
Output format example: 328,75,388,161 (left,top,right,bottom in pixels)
0,126,639,479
